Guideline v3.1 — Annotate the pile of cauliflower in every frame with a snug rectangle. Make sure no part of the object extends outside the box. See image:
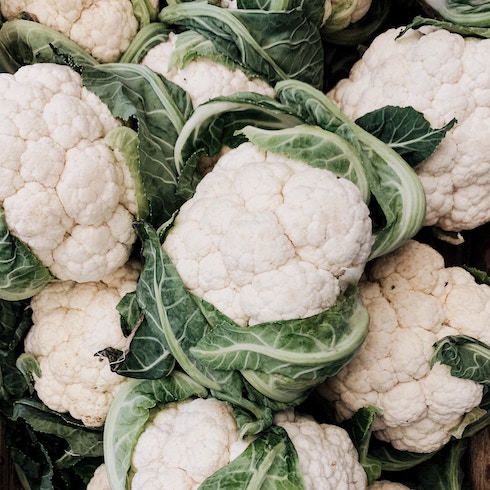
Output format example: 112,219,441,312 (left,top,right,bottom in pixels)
1,1,490,490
